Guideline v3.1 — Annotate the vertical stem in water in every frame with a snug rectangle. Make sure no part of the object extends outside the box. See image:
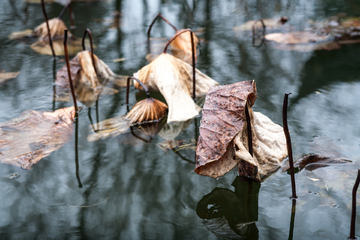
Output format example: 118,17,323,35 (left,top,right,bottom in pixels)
245,102,253,157
288,198,297,240
64,29,78,111
41,0,55,57
283,93,297,199
163,29,196,101
350,169,360,239
74,112,82,188
82,29,97,76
